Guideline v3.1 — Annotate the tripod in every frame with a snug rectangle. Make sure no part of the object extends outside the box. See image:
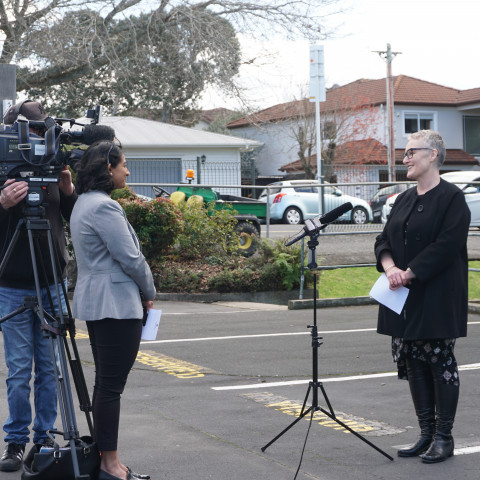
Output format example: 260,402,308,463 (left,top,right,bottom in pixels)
261,232,393,462
0,206,94,480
